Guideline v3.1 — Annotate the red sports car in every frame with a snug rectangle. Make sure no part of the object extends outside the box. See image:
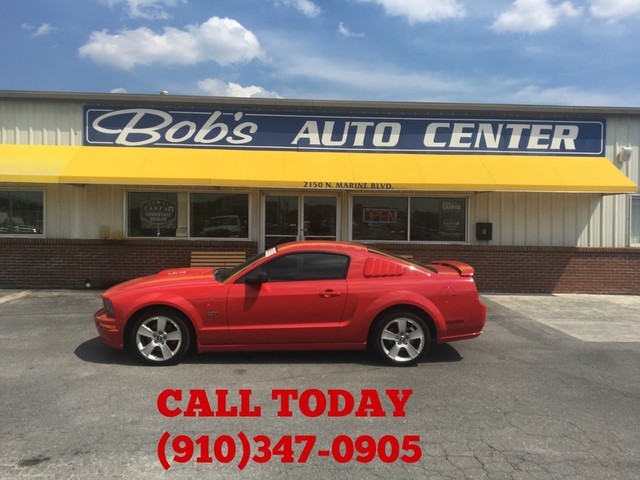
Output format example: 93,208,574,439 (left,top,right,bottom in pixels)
93,241,486,366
